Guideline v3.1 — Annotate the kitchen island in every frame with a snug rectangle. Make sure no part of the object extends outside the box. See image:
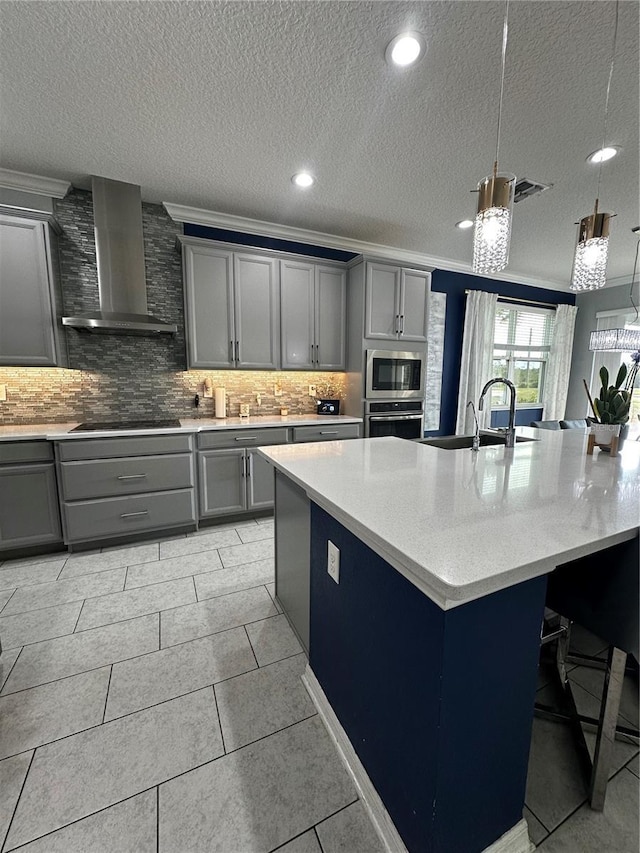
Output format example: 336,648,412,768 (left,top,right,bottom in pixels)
259,430,640,853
